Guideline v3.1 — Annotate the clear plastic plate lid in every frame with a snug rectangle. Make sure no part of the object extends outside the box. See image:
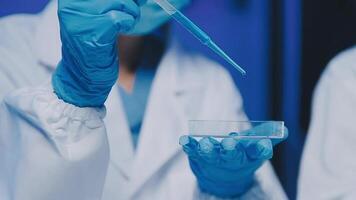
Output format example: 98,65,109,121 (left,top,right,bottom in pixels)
188,120,285,139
